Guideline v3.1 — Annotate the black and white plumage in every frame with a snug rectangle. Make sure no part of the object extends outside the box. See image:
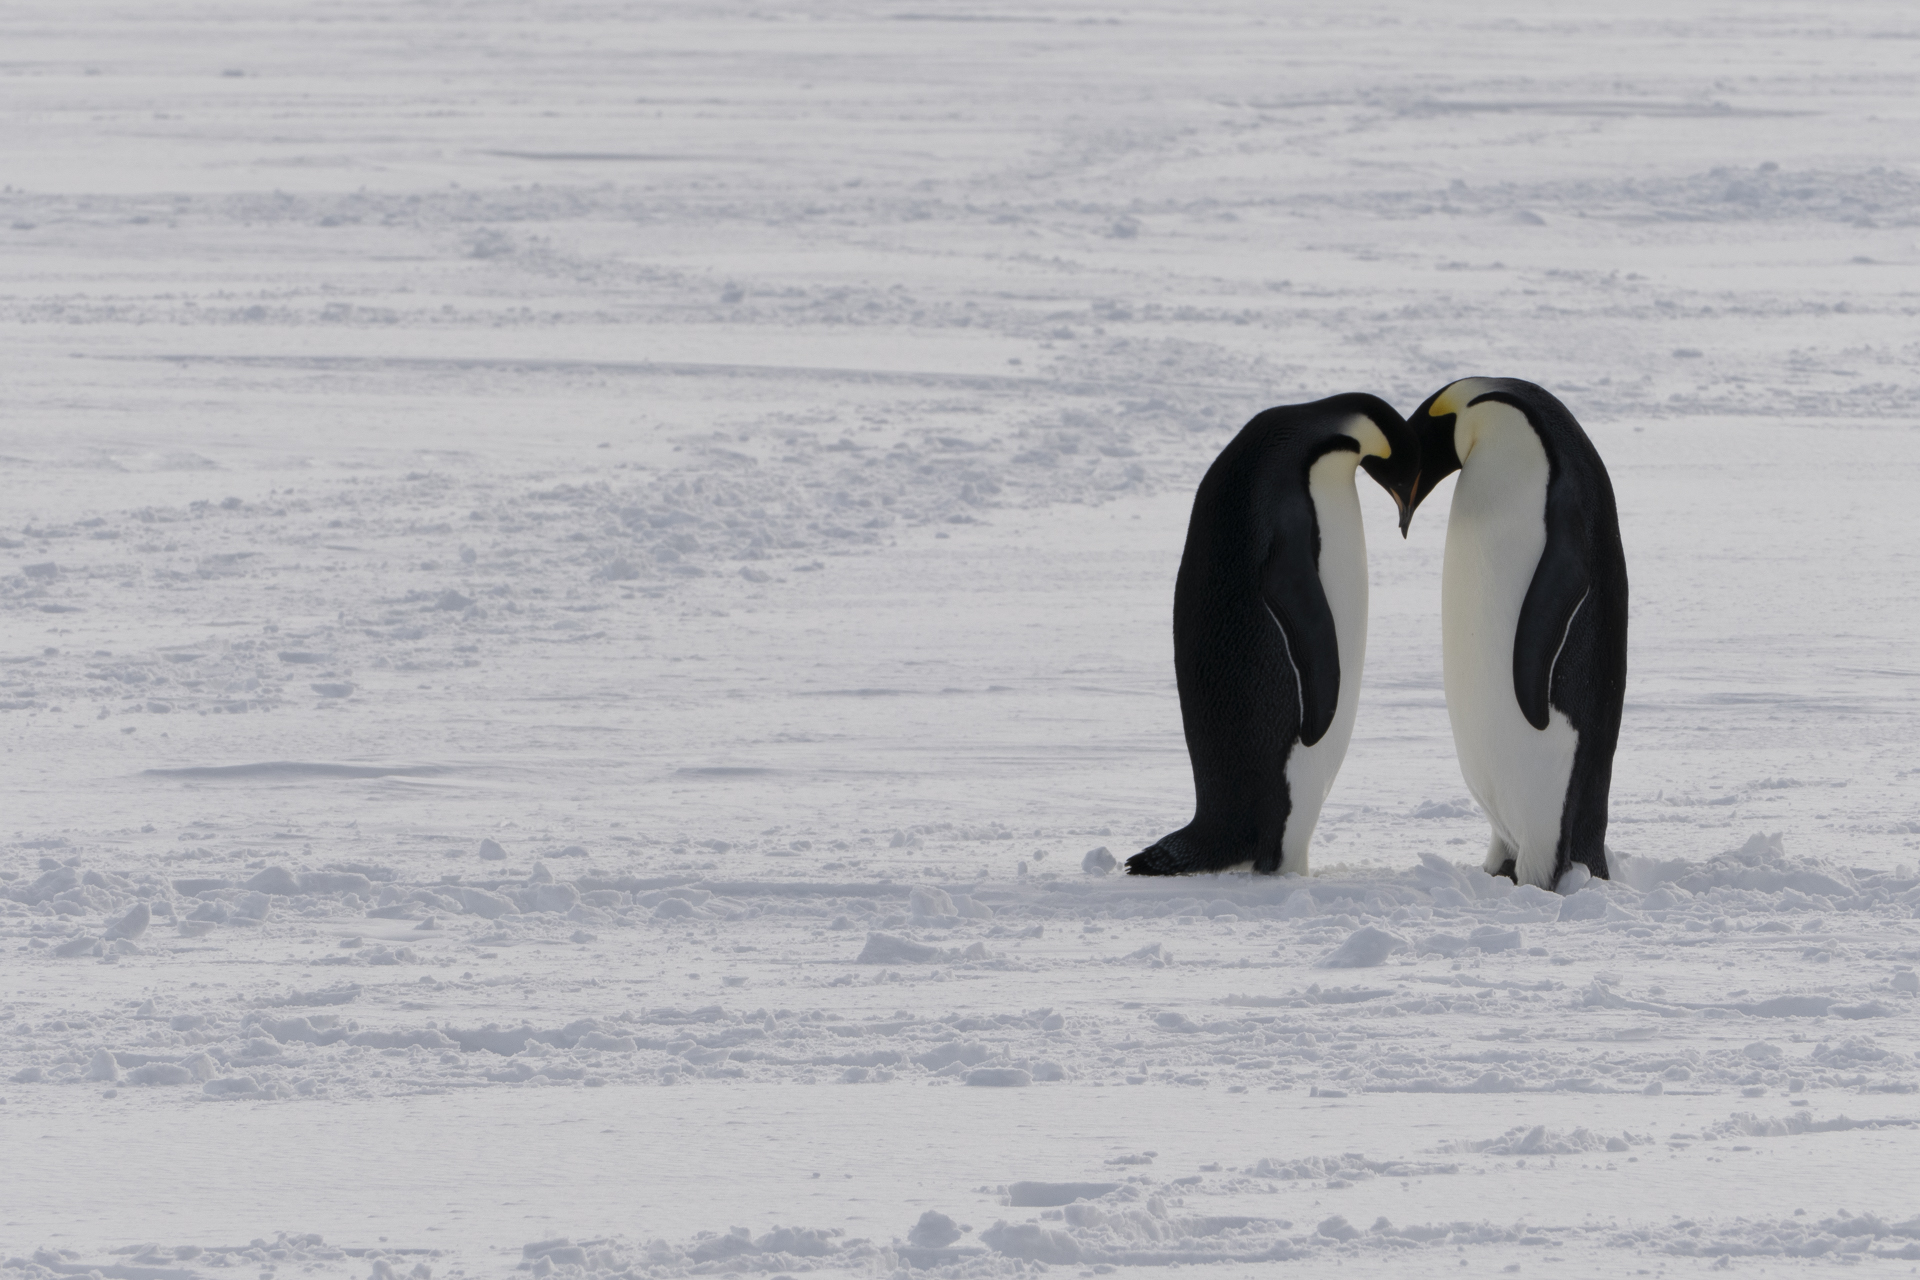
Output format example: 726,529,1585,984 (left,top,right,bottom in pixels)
1128,394,1418,877
1395,378,1628,890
